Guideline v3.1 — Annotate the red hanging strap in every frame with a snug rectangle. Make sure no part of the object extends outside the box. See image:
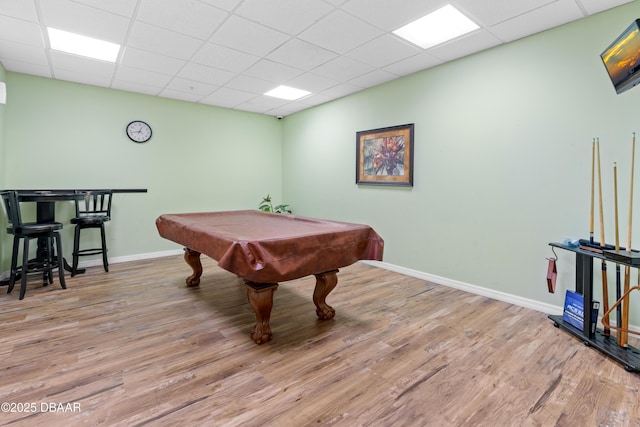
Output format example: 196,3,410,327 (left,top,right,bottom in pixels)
546,257,557,293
